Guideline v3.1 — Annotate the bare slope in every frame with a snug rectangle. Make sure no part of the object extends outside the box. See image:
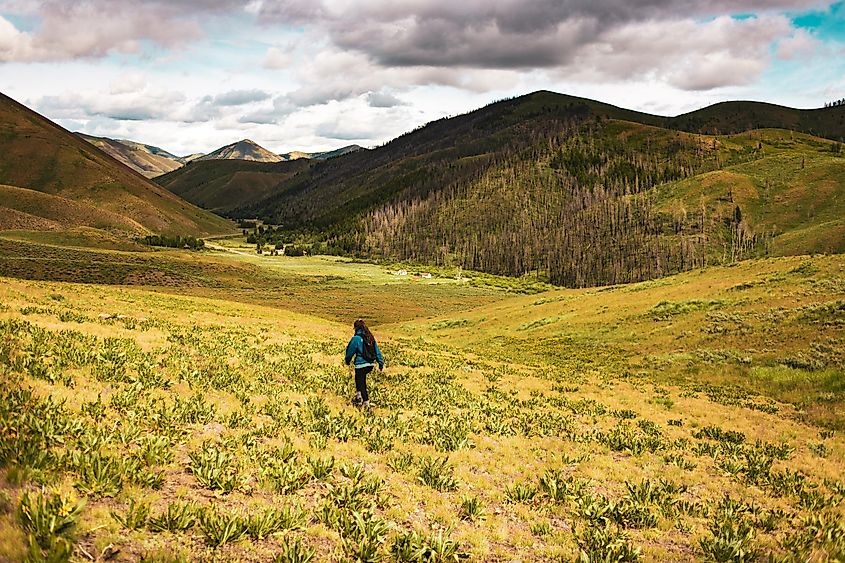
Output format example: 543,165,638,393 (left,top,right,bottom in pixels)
77,133,185,178
198,139,283,163
0,92,232,236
